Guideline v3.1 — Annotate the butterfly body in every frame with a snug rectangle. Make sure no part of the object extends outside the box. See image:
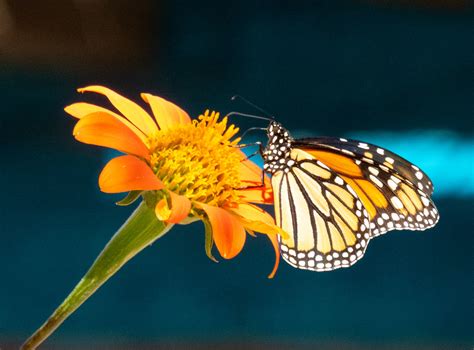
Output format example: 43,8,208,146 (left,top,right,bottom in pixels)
261,121,439,272
262,121,294,174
